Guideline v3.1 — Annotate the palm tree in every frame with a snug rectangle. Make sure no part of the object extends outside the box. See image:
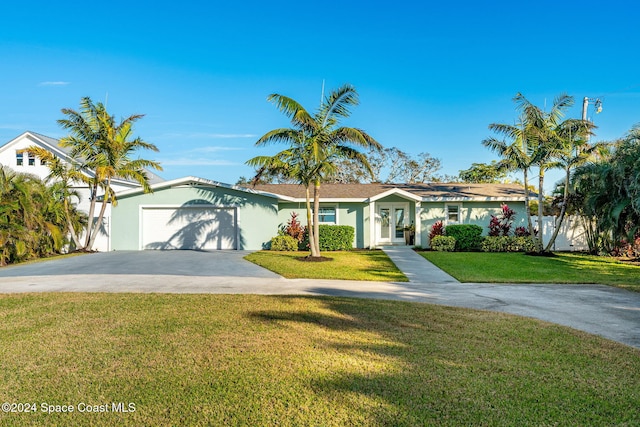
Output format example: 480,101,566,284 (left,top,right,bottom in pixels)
57,97,162,250
542,119,598,251
572,126,640,254
483,119,535,236
26,146,87,249
248,84,381,257
485,93,586,252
